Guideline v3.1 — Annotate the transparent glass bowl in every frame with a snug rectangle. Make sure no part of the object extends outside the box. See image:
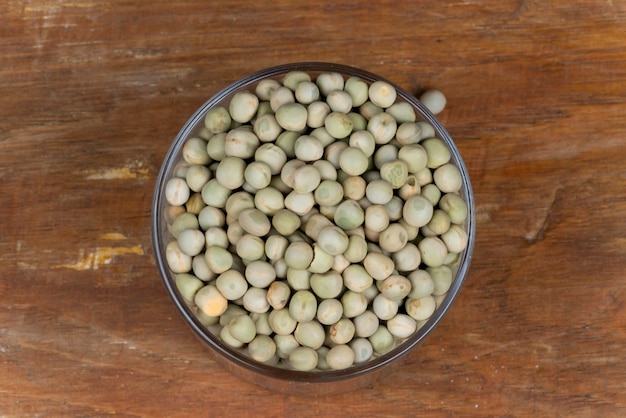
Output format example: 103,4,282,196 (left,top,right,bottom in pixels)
152,62,475,394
